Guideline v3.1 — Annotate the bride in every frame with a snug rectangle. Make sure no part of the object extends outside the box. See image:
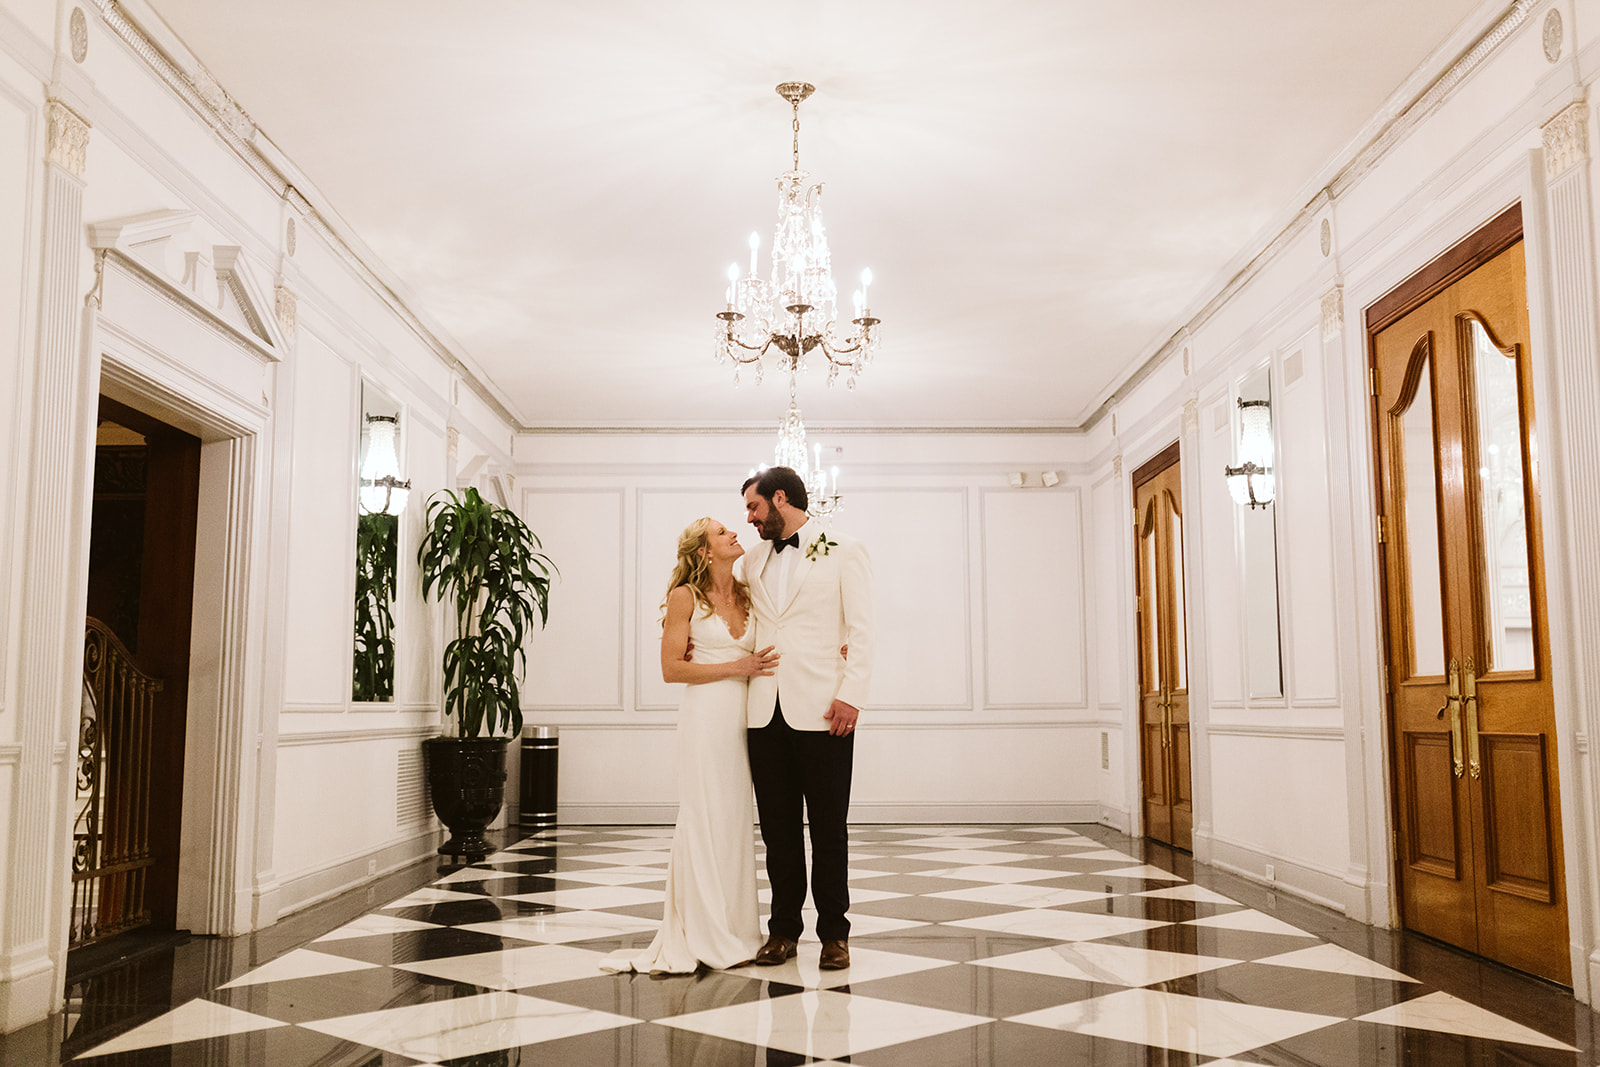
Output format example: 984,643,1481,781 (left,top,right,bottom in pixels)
601,517,778,973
